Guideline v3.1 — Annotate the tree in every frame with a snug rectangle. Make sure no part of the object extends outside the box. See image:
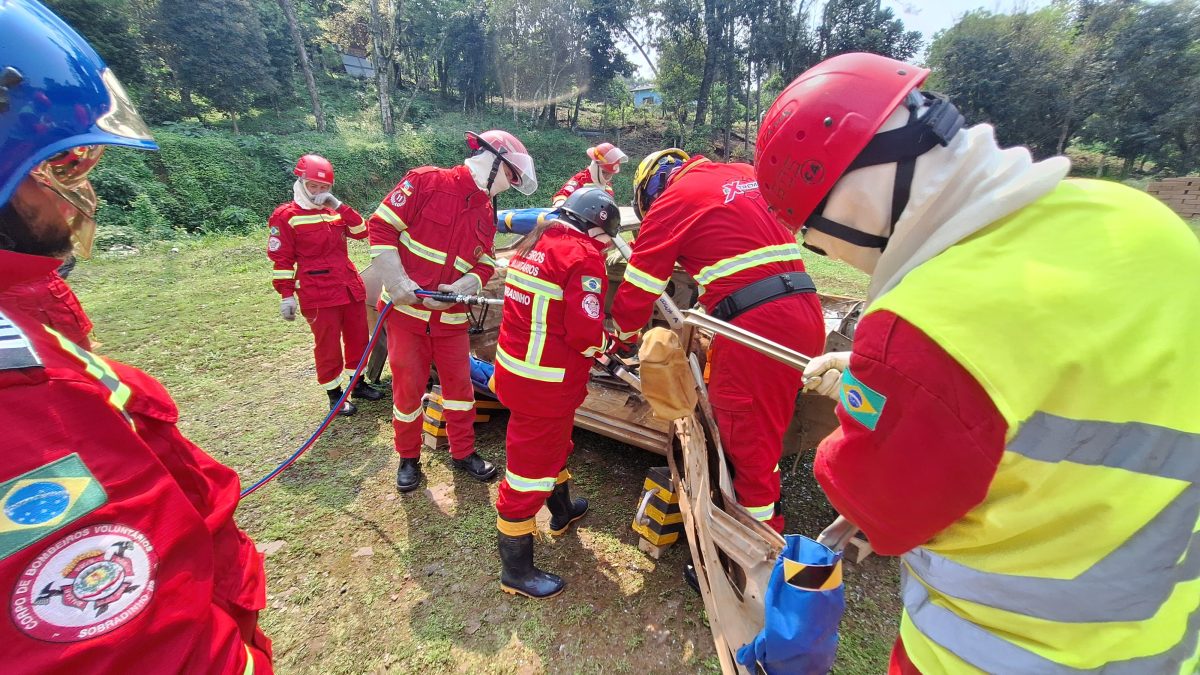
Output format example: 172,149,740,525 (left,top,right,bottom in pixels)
1081,0,1200,175
368,0,398,134
817,0,921,66
277,0,326,131
158,0,279,130
45,0,146,84
927,8,1075,158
